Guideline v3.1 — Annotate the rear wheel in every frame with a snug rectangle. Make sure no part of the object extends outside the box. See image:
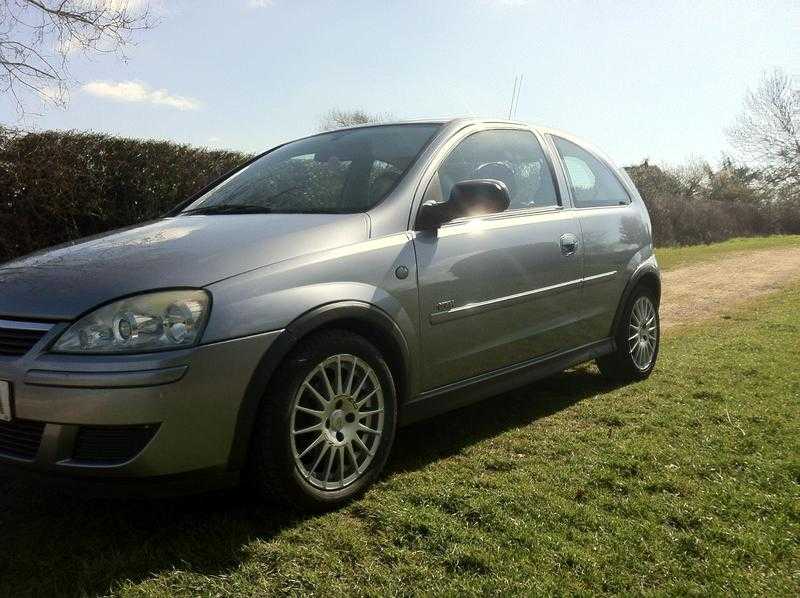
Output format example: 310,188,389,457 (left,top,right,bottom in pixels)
246,330,397,510
597,287,660,382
